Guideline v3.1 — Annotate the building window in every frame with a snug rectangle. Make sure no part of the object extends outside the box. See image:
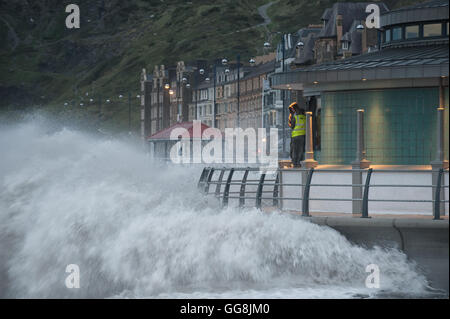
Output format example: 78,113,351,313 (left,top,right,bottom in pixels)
342,41,349,50
392,27,402,41
405,25,419,39
384,29,391,42
423,23,442,37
